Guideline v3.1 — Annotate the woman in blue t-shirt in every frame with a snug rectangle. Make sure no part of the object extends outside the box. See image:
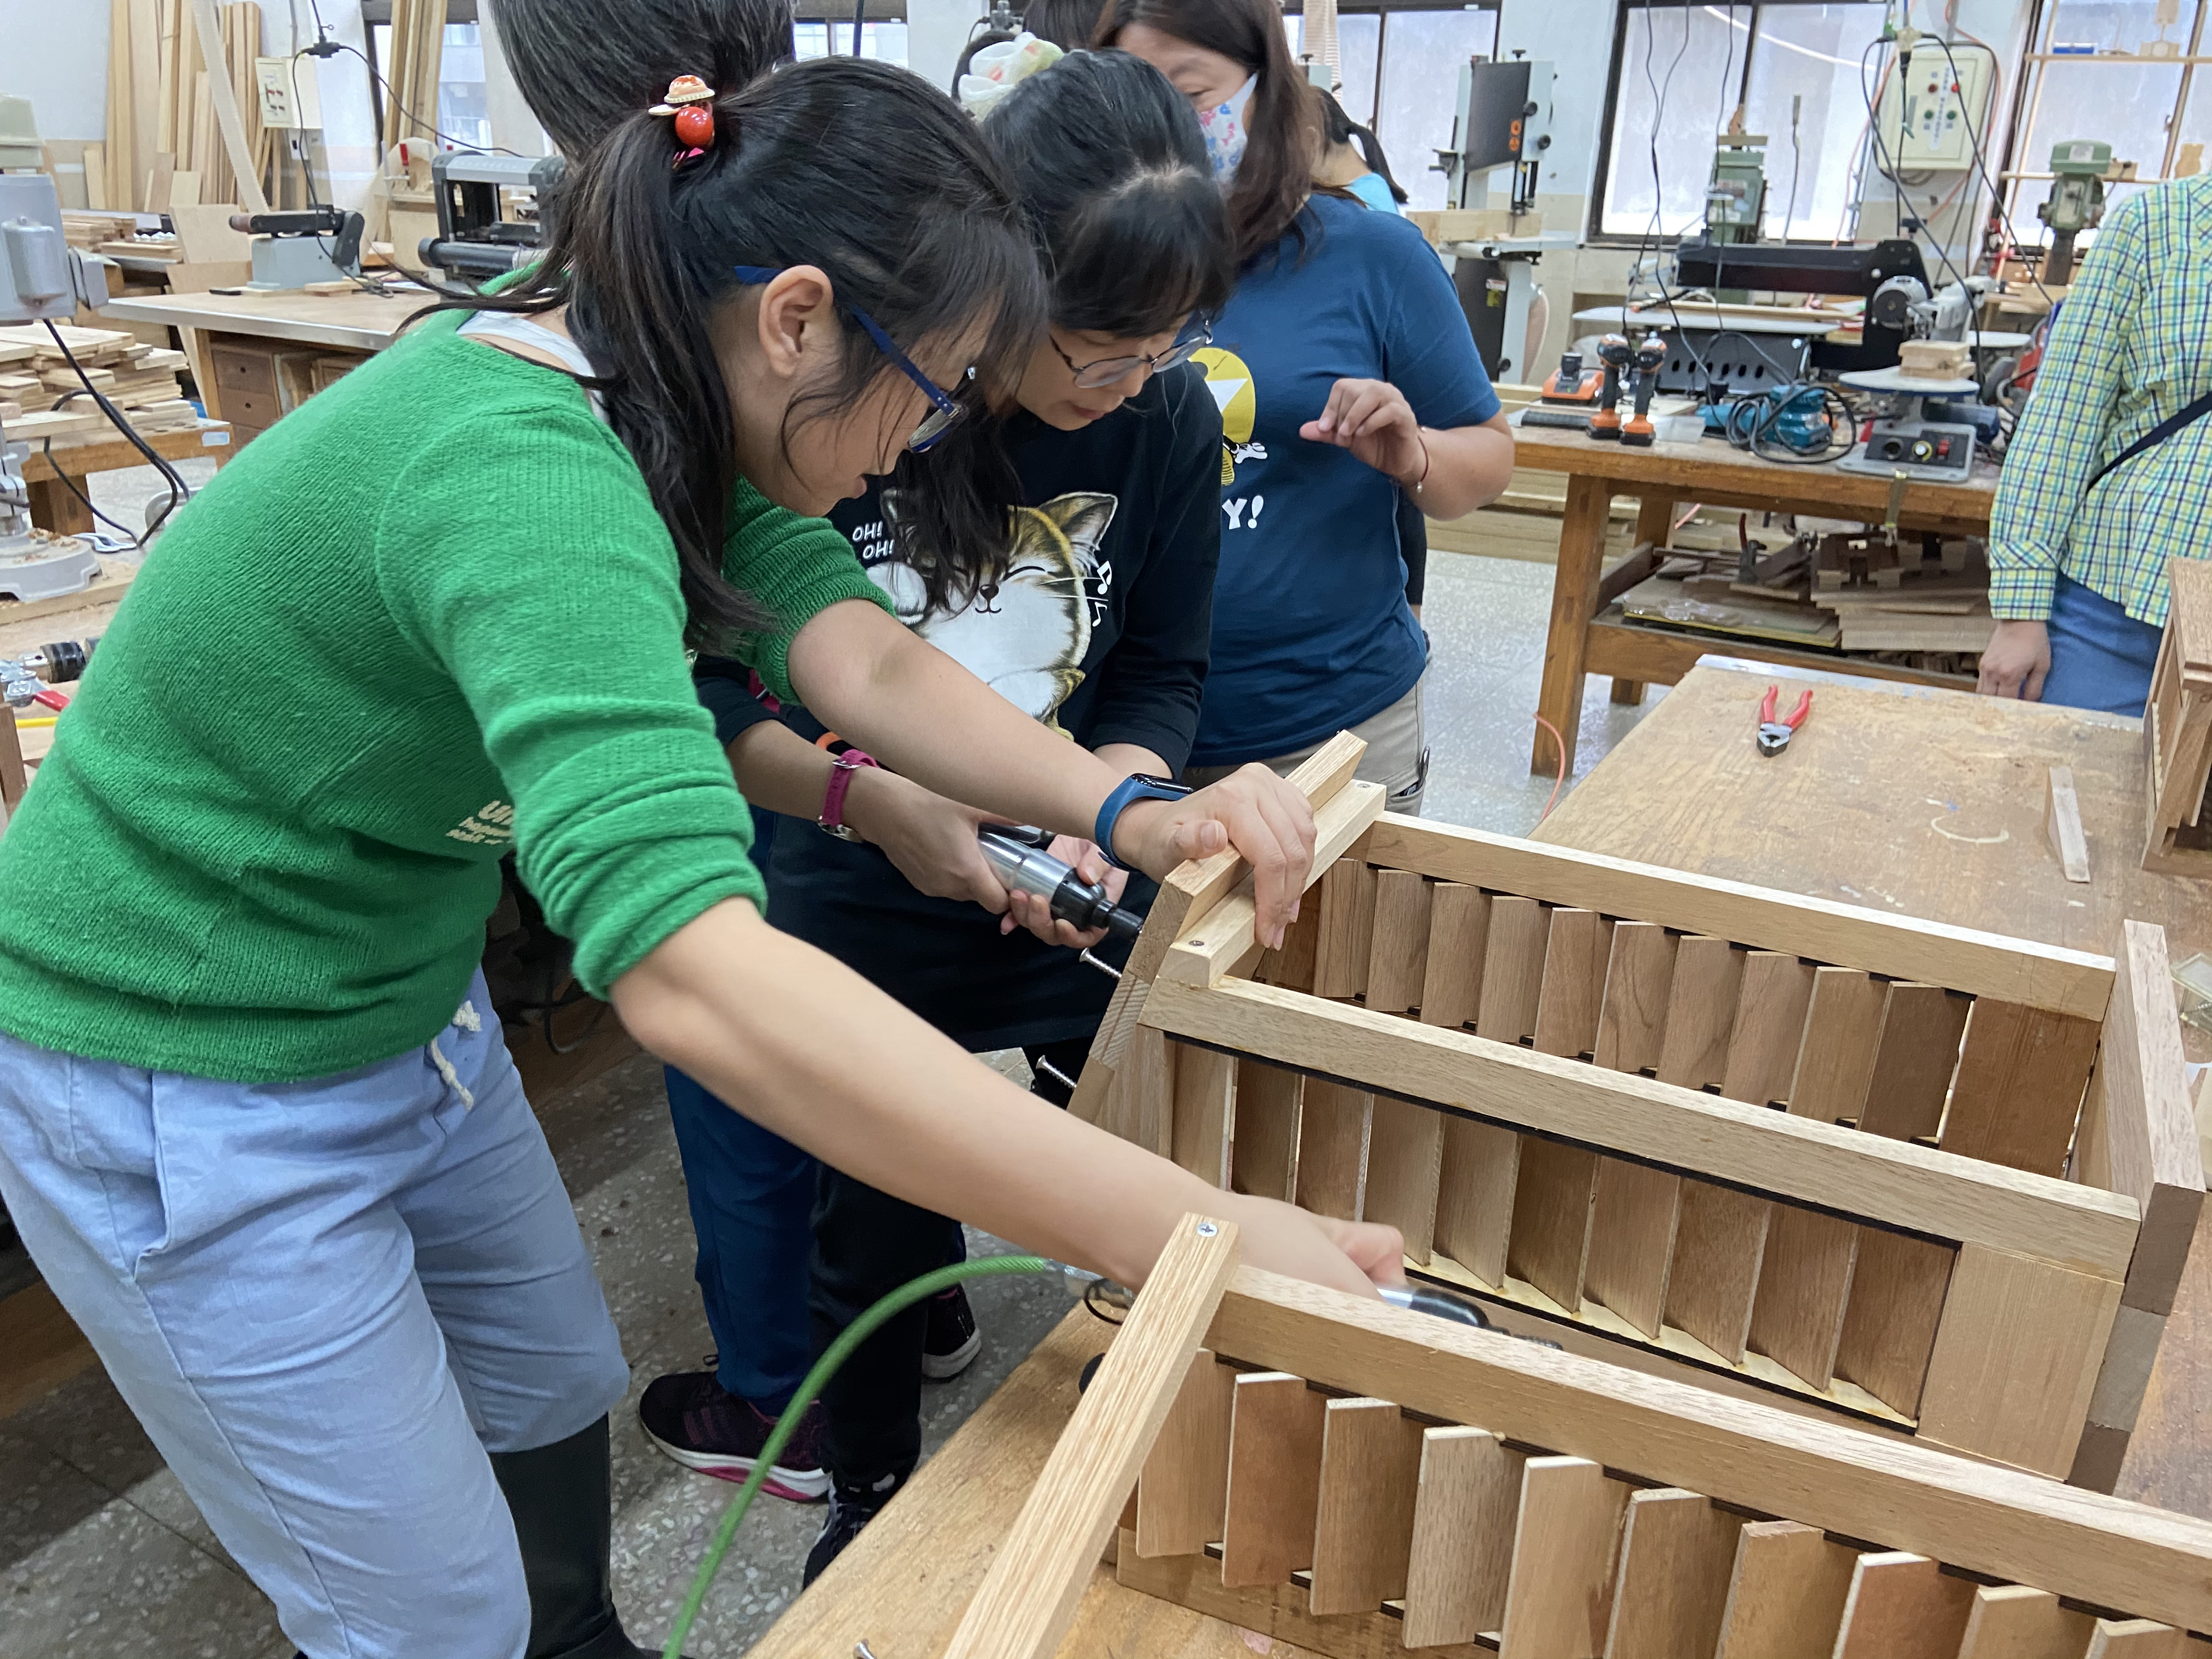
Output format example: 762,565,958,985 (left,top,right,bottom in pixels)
1103,0,1516,811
